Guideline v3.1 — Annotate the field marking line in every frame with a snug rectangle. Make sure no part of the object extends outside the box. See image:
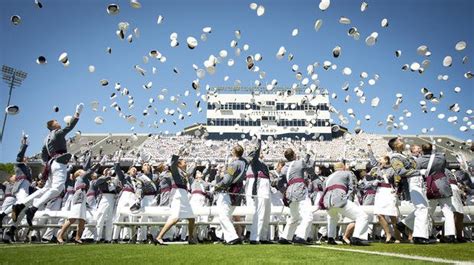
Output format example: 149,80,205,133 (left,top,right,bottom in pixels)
309,245,474,265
